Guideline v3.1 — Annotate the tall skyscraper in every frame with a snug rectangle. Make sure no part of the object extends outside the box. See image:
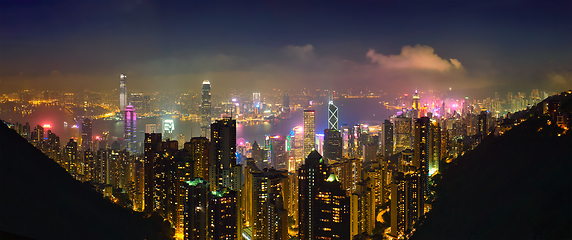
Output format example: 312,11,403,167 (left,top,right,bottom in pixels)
412,90,420,119
394,116,412,153
303,110,316,158
382,119,394,158
119,73,127,113
251,169,289,239
163,119,174,140
323,129,342,163
298,150,329,240
283,91,290,115
268,135,287,170
328,97,338,130
144,133,162,214
201,80,212,138
390,171,422,238
81,118,92,151
124,105,136,154
429,121,441,176
289,126,304,164
253,92,261,114
414,117,430,197
209,119,237,191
